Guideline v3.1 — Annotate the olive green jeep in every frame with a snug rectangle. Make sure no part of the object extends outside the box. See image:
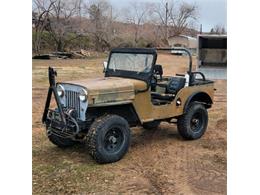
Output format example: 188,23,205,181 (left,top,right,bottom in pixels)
42,48,214,164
